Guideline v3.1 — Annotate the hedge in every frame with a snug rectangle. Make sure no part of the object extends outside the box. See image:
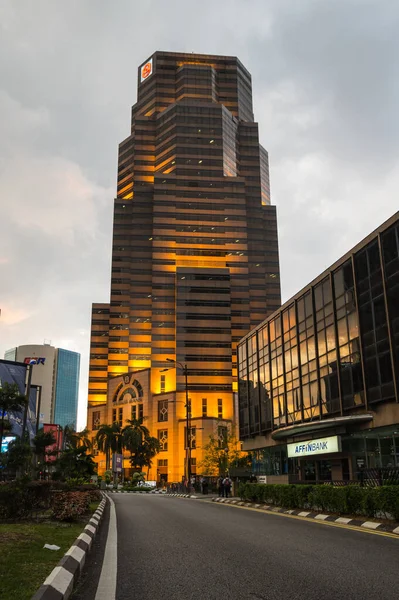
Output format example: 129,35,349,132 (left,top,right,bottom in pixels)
0,481,101,521
122,485,153,493
237,483,399,521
